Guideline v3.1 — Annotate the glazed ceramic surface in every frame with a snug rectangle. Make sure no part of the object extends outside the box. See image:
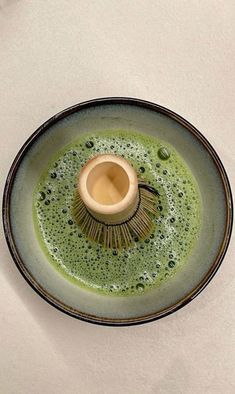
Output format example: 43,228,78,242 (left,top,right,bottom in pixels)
3,98,233,325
